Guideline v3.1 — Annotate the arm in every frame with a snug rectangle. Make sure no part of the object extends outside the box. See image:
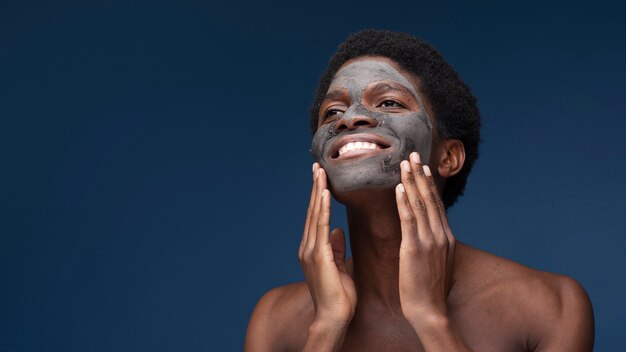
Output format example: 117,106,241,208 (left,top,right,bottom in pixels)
298,164,357,351
395,152,472,351
245,165,355,352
